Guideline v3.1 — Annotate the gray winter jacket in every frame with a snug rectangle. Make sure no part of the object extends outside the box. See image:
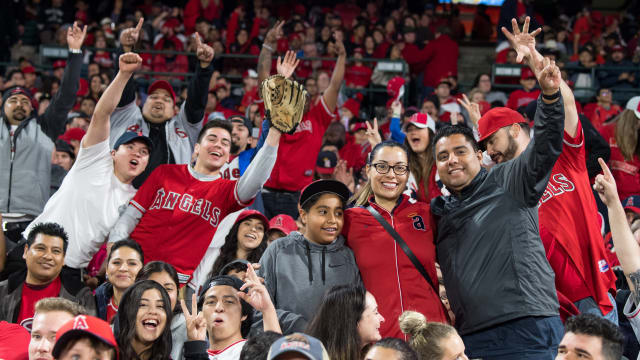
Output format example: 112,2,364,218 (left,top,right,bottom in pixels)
259,232,361,322
431,96,565,335
0,53,82,217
